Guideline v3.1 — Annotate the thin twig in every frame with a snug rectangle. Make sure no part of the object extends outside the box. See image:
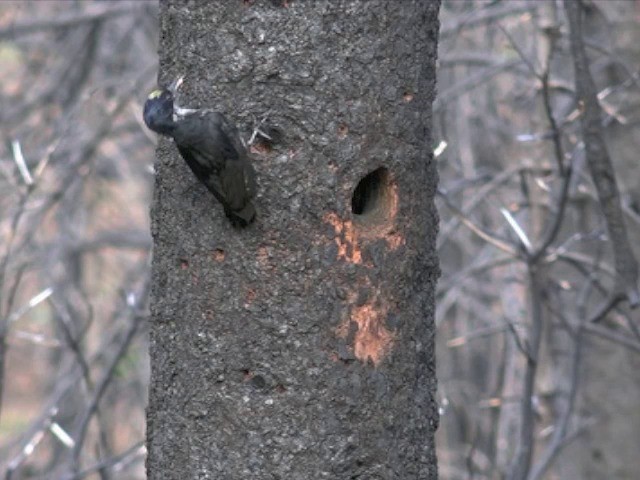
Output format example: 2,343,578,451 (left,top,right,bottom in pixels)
0,3,149,40
583,323,640,354
438,189,520,257
440,2,537,37
438,165,522,248
66,441,145,480
68,287,147,475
